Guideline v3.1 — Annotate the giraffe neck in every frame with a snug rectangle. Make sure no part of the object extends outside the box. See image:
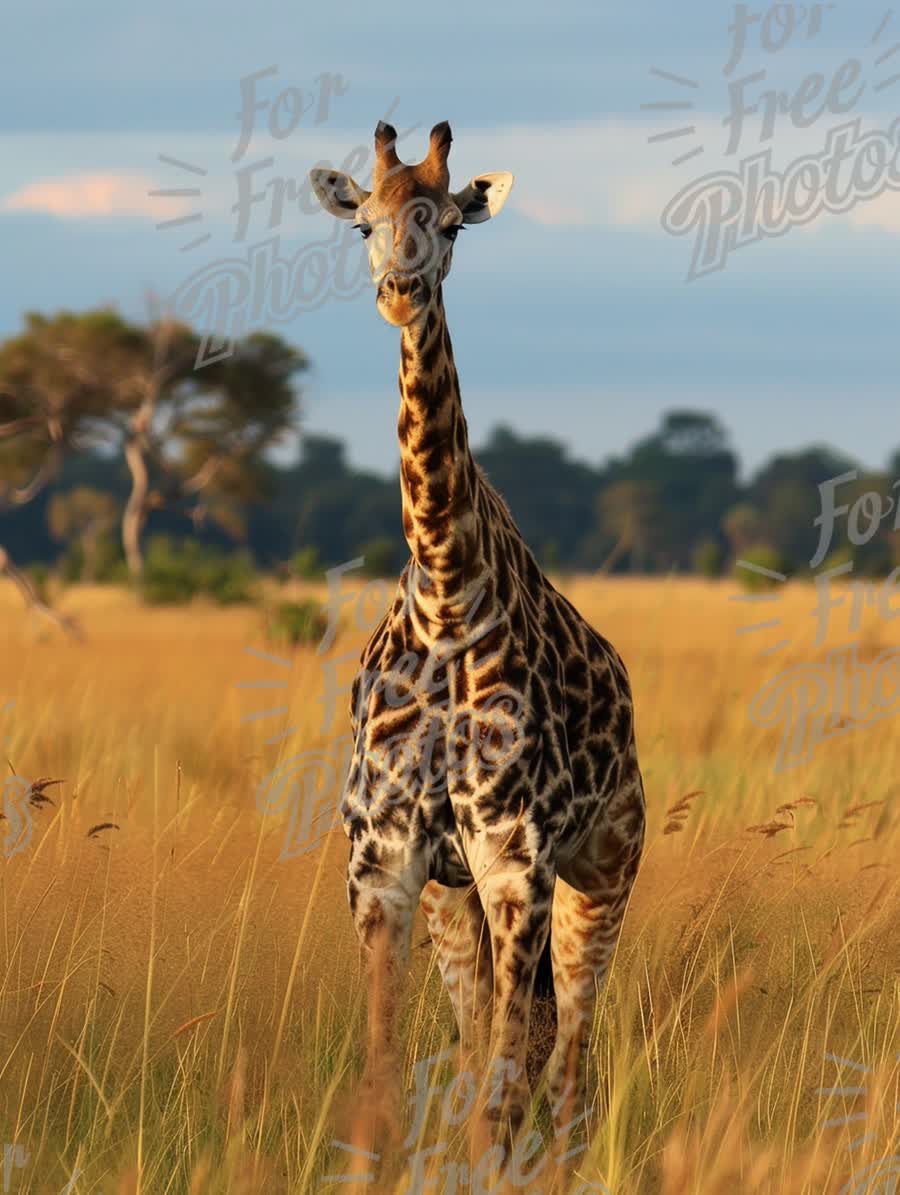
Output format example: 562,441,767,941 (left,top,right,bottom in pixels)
397,288,490,622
